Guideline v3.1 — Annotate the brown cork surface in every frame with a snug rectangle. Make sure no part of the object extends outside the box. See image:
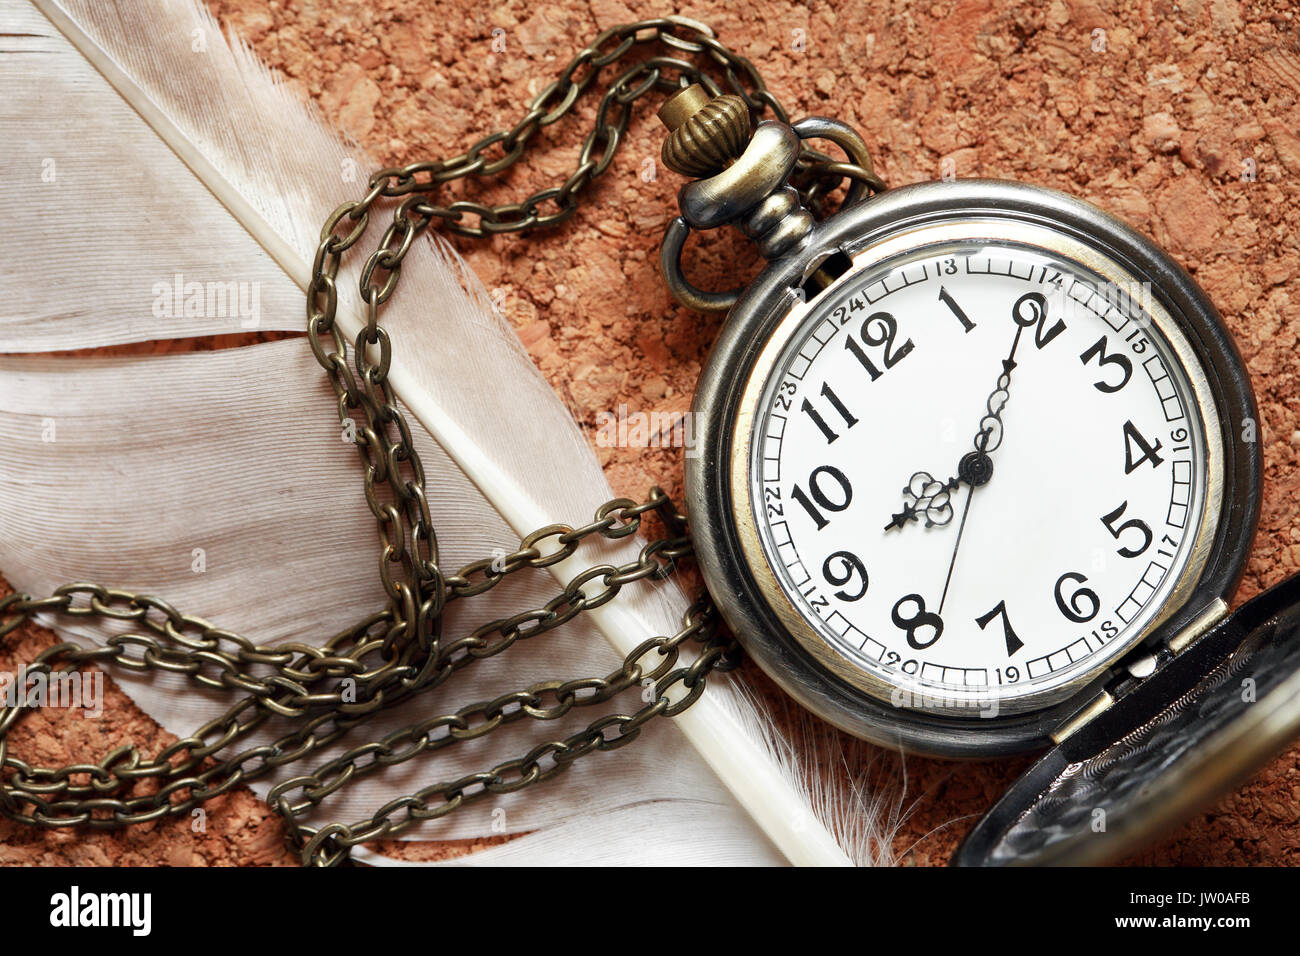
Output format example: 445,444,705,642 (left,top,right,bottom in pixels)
5,0,1300,866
